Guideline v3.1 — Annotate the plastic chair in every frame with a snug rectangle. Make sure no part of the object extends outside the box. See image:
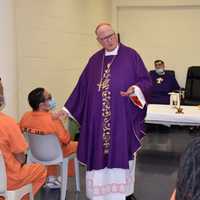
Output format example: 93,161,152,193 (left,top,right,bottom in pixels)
26,133,80,200
0,150,33,200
